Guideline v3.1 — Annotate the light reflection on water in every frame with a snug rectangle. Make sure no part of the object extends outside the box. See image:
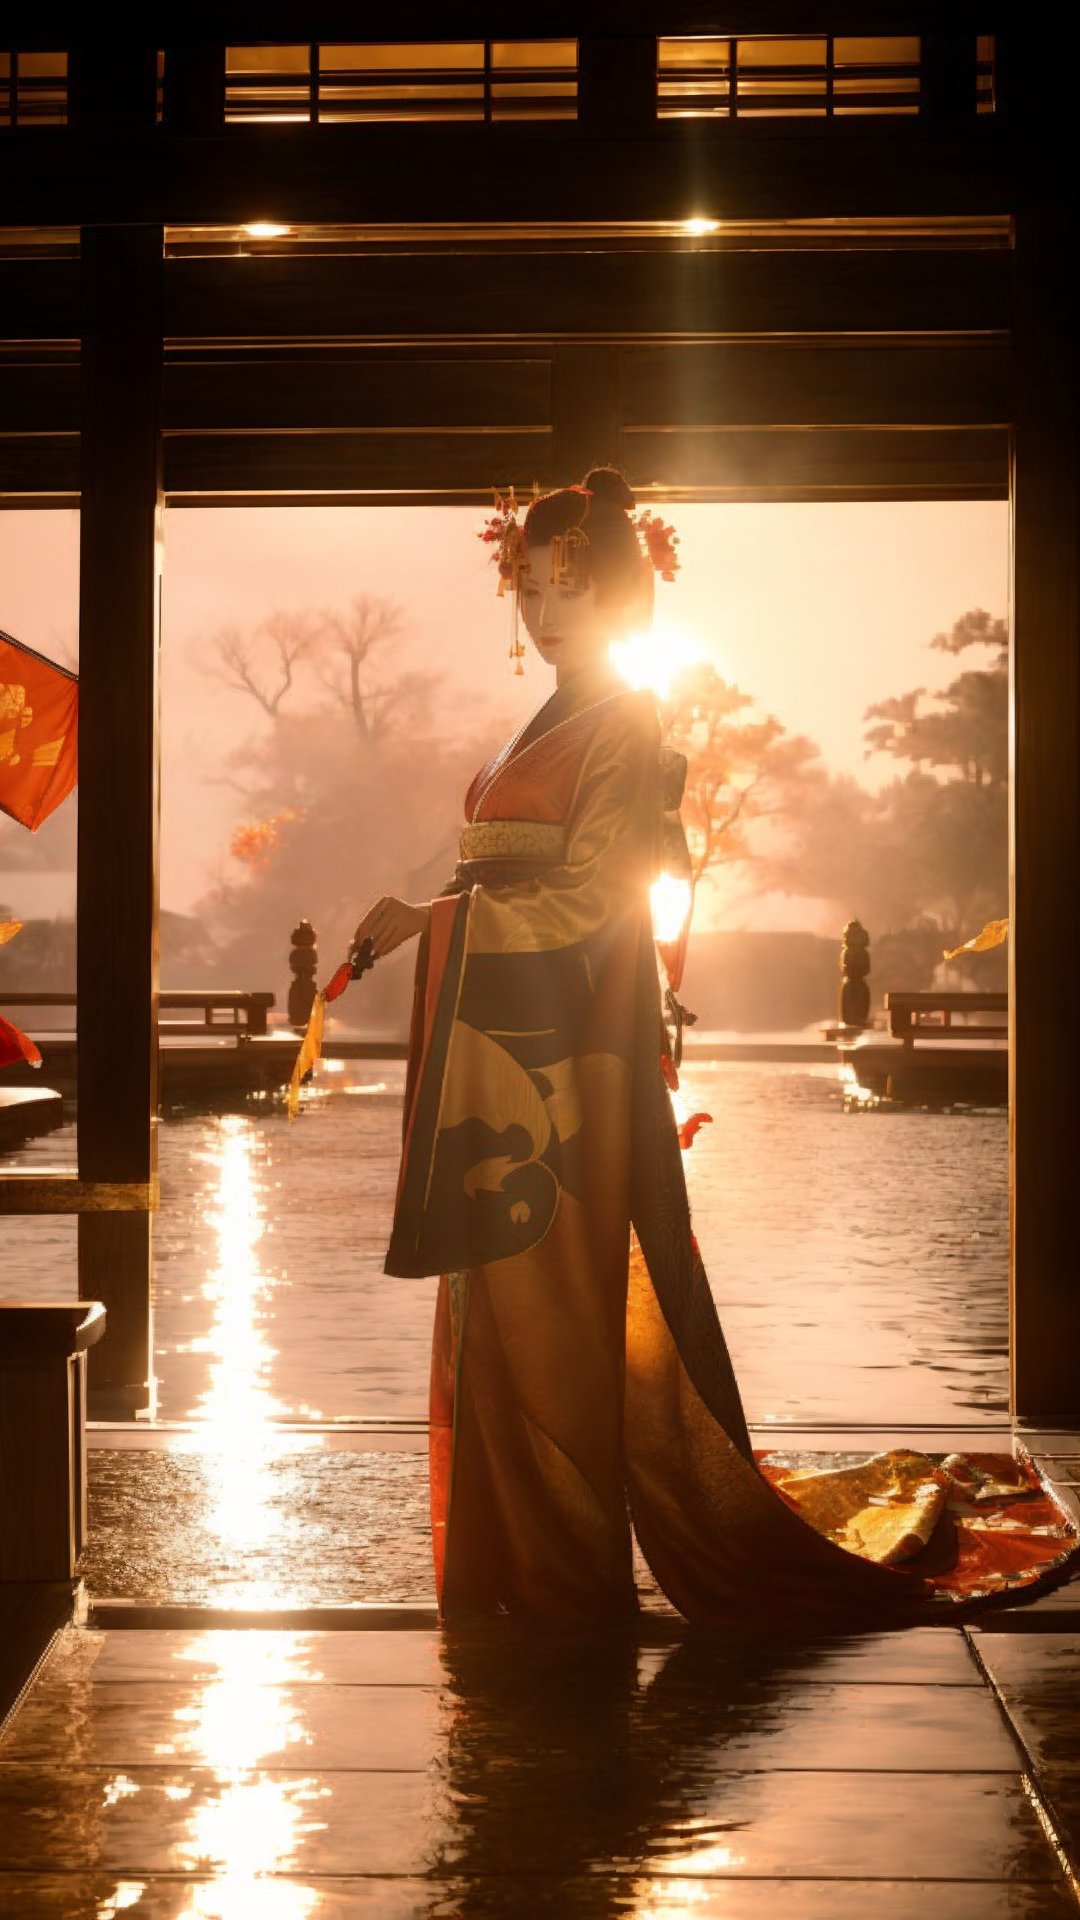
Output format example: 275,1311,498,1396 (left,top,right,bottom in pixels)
0,1058,1009,1426
169,1630,328,1920
96,1631,329,1920
173,1114,323,1608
